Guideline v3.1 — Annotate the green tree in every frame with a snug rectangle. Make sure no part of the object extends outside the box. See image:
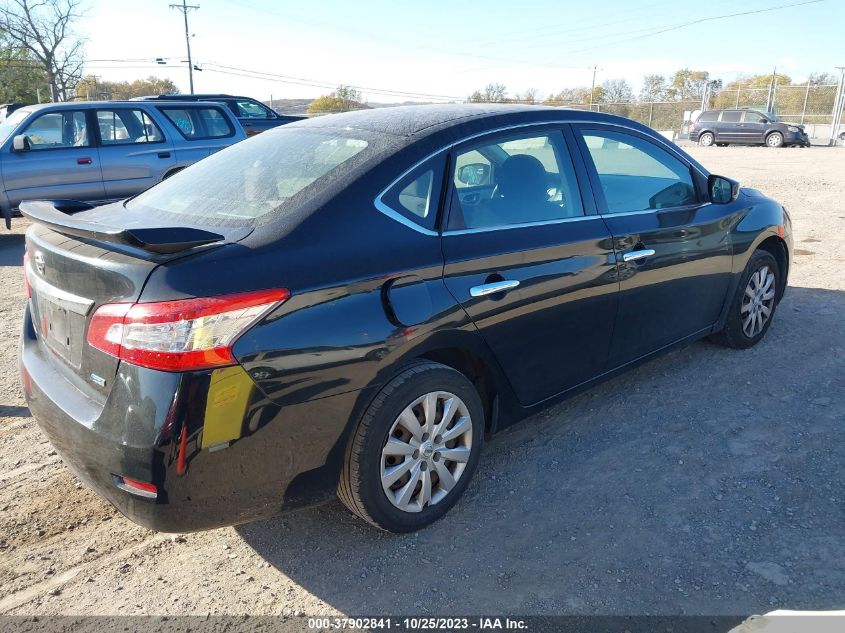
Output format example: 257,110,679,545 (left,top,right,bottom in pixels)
600,78,633,103
307,85,368,114
468,83,507,103
0,42,48,101
73,75,179,100
640,74,667,101
667,69,714,101
0,0,85,101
